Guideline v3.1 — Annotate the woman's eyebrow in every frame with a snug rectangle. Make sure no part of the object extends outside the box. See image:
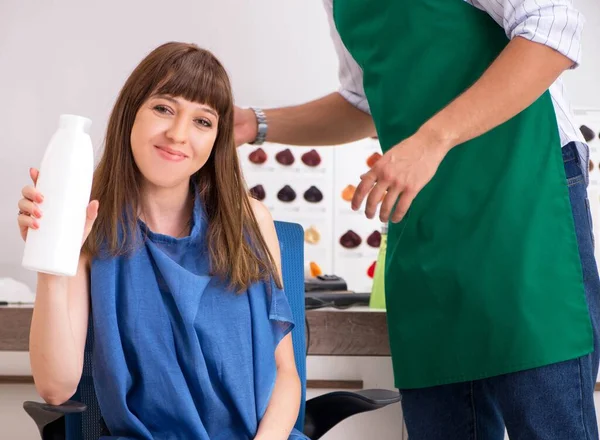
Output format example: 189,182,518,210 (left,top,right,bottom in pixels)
154,94,218,118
